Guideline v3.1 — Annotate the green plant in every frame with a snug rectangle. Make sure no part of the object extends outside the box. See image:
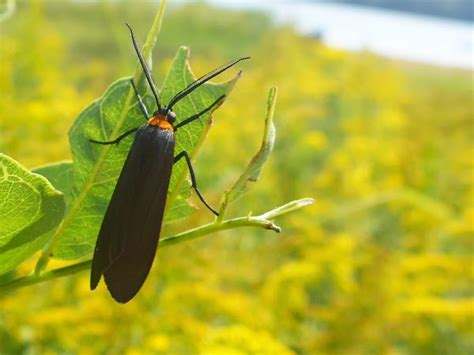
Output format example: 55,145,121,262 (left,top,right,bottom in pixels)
0,0,312,294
